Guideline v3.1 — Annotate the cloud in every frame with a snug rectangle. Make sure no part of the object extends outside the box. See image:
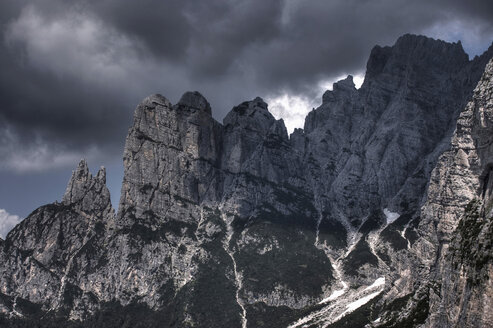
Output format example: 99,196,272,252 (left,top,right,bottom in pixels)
0,126,103,172
267,73,365,133
5,5,140,84
89,0,193,61
267,93,316,135
0,4,148,171
0,209,21,239
423,18,493,58
0,0,492,174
